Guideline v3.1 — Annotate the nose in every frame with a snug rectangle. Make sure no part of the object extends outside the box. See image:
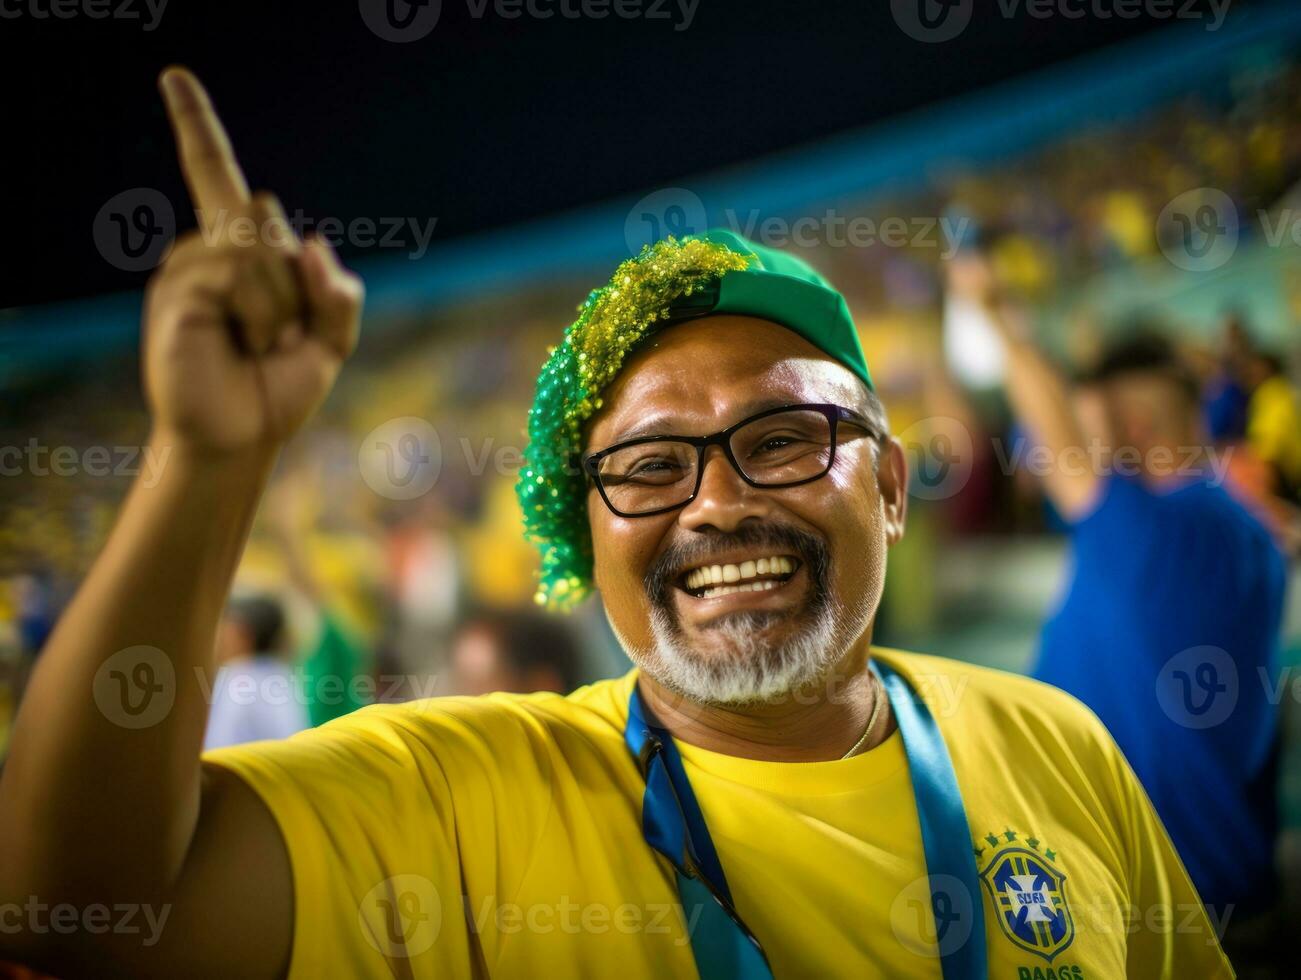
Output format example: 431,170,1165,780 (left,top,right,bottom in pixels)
677,444,774,533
